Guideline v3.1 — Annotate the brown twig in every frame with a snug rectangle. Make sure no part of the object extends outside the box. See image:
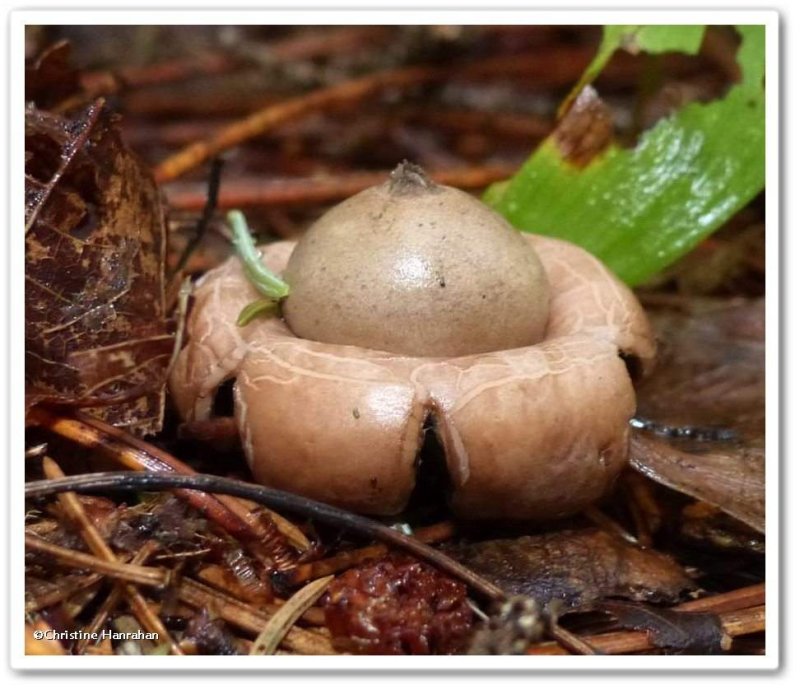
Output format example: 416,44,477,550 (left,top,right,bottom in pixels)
25,572,104,613
153,65,447,182
124,105,551,150
42,456,182,654
163,164,516,211
528,584,766,655
549,620,601,656
177,578,335,654
29,406,305,558
75,540,162,654
280,521,456,587
145,43,632,172
530,606,764,655
170,157,224,279
93,52,236,90
54,53,237,113
675,583,765,614
242,26,392,63
717,605,766,638
25,533,168,589
399,106,552,140
30,406,254,540
75,27,391,106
